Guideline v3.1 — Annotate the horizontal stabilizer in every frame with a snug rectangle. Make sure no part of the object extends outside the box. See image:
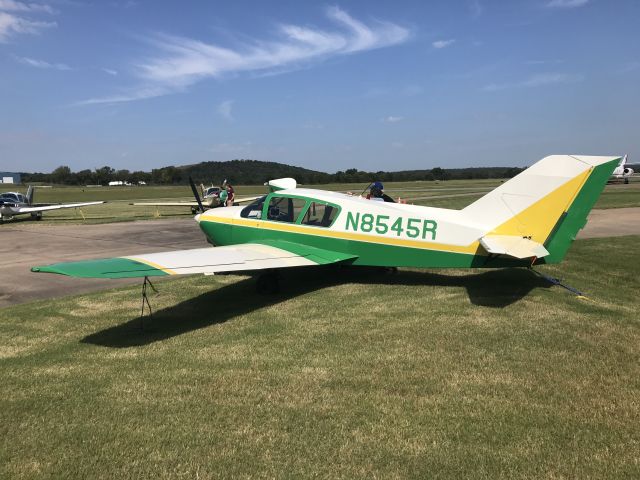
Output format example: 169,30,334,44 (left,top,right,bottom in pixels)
480,235,549,259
